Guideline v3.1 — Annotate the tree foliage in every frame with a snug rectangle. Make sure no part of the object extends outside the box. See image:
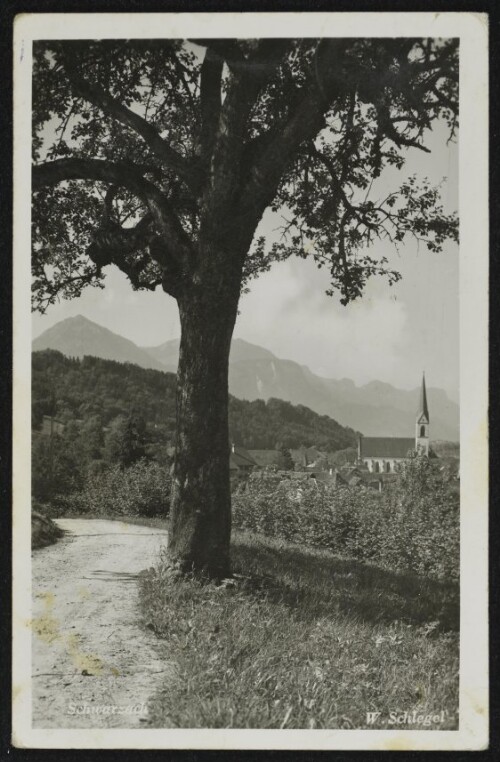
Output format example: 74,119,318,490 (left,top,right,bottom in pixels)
103,413,148,467
32,38,458,311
